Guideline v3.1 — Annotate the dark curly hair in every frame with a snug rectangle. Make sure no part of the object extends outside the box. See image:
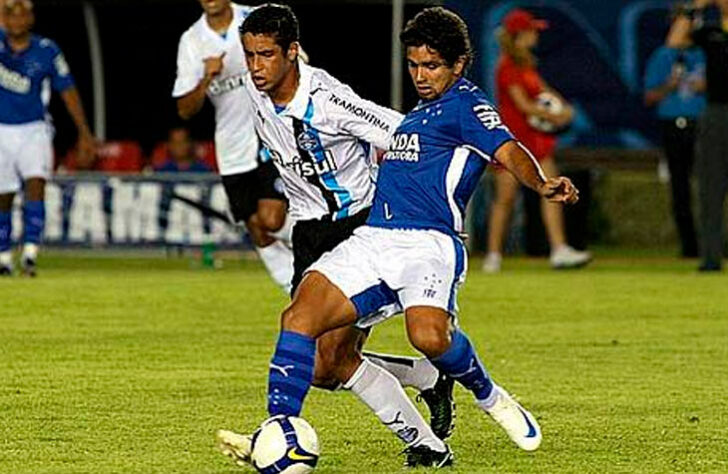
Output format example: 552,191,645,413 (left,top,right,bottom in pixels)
240,3,299,52
400,7,473,68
